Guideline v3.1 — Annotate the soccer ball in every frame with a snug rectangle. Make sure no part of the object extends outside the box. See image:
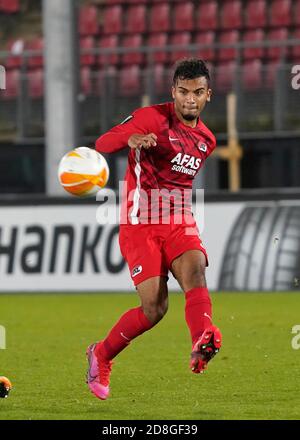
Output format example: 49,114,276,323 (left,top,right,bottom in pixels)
58,147,109,197
0,376,12,398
